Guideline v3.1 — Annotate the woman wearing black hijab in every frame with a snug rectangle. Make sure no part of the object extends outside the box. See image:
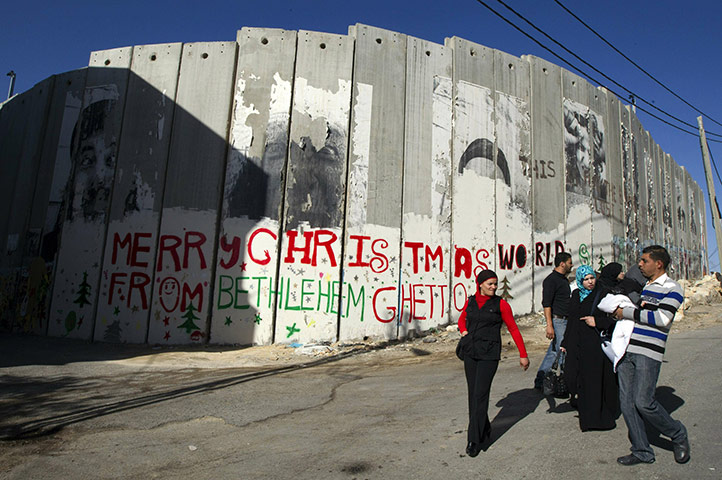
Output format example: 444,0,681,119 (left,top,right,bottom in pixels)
561,262,621,431
458,270,529,456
